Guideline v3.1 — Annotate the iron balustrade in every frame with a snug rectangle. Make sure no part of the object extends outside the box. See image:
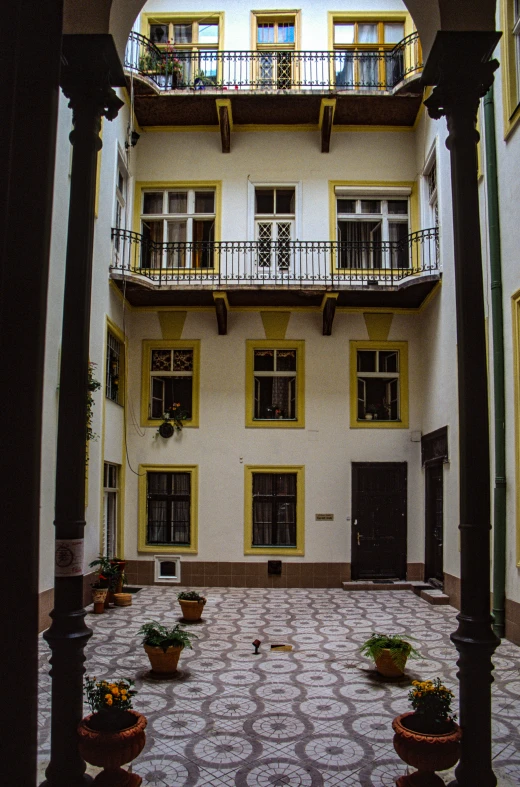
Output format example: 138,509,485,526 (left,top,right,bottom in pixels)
111,228,439,287
124,32,422,92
